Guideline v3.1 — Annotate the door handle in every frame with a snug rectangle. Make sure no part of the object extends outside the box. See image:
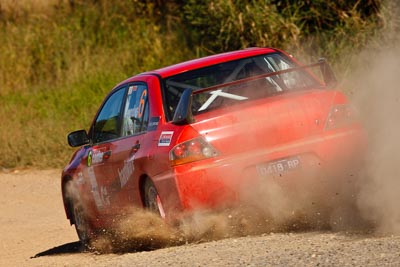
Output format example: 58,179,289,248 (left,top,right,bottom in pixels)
103,150,112,160
132,142,141,153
